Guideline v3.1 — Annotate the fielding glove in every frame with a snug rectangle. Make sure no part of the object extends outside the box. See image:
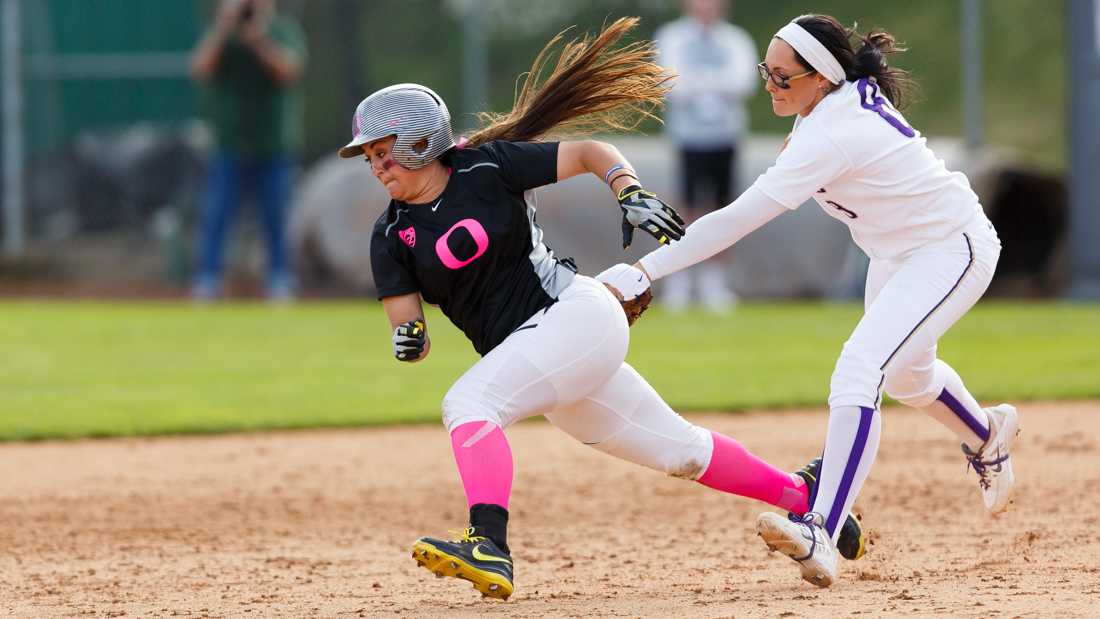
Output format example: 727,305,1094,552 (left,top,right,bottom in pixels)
617,184,686,249
595,263,653,326
392,319,426,362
